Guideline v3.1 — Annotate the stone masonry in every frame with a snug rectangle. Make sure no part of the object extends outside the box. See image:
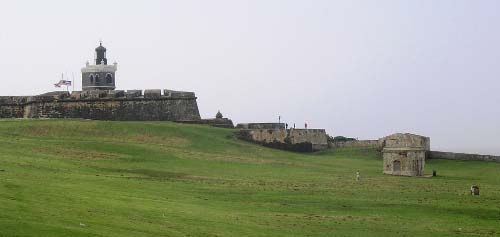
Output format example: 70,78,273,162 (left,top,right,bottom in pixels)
0,43,202,122
381,133,430,176
0,89,201,121
237,124,329,152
